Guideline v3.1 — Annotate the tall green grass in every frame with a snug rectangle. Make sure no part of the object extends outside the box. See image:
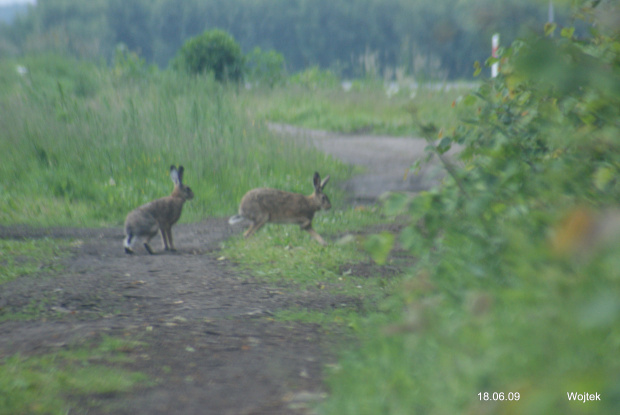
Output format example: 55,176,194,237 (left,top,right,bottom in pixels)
243,74,475,136
0,56,352,226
